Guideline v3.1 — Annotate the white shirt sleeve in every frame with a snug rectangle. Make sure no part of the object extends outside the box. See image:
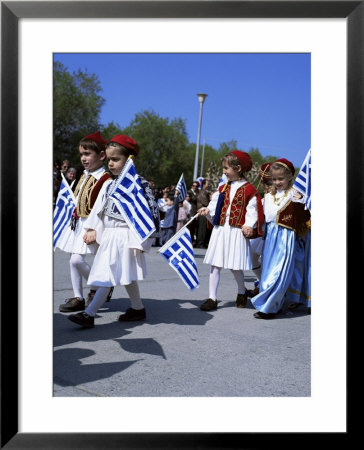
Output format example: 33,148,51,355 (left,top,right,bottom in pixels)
244,195,258,228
